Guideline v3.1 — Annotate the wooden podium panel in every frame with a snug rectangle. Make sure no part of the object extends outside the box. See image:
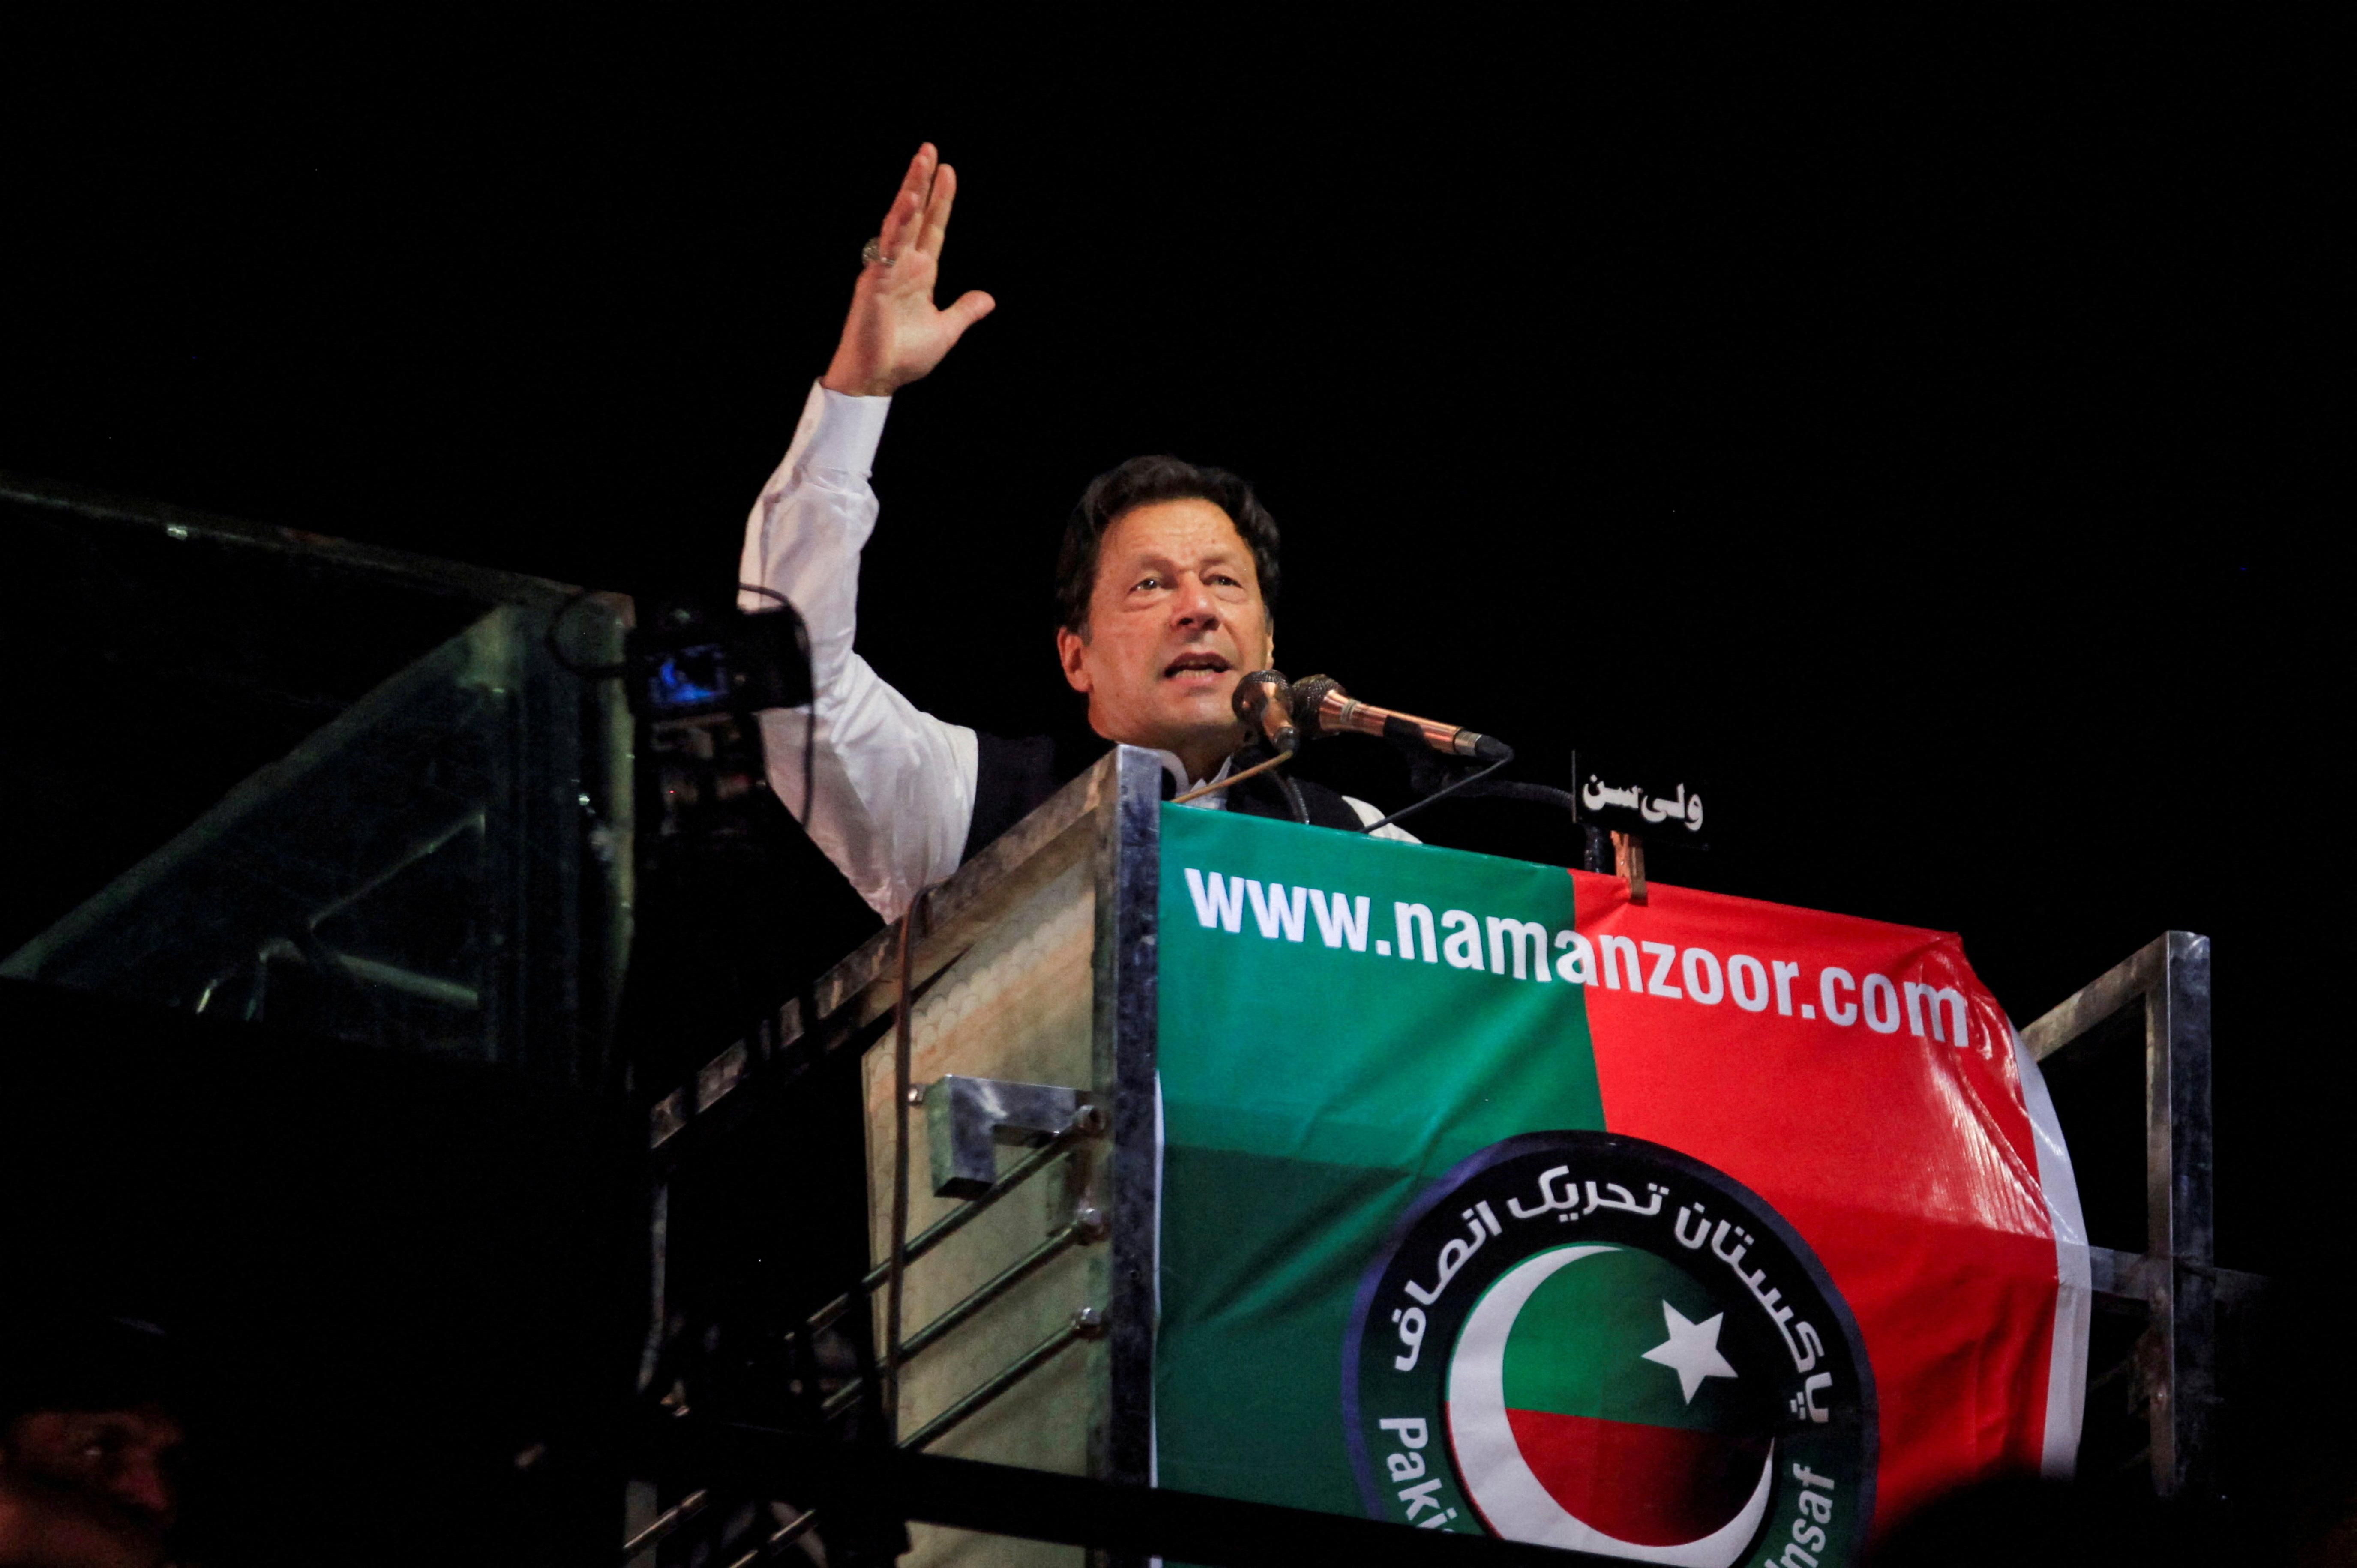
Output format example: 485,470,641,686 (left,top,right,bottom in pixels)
858,849,1102,1560
855,746,1160,1568
646,747,1164,1567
